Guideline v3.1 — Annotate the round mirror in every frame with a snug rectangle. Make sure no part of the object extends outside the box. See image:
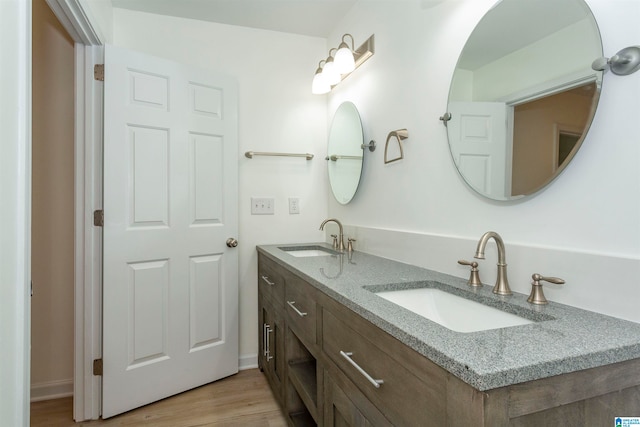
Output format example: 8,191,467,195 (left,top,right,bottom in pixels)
327,102,364,204
445,0,603,201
